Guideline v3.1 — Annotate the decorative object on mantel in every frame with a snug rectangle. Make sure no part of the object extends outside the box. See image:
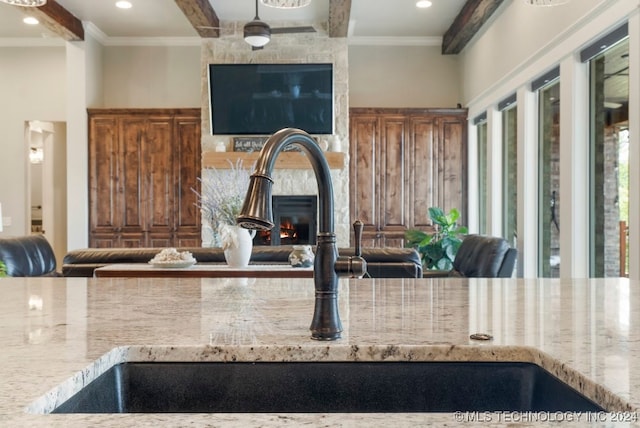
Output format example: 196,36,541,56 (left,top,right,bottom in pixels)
522,0,570,6
233,136,269,152
215,141,227,152
261,0,311,8
288,245,314,268
328,135,342,152
202,151,345,170
0,0,46,6
233,136,302,152
193,160,255,267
